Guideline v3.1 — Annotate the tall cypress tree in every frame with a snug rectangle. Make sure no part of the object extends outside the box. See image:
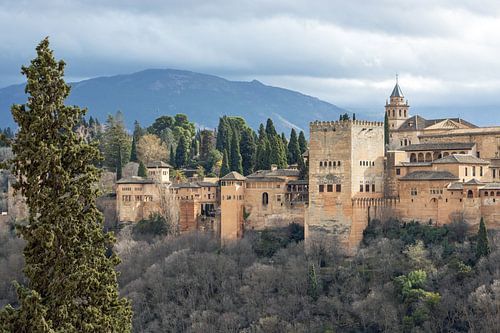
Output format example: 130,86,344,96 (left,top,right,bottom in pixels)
230,130,243,174
117,146,123,180
265,118,277,138
240,128,256,175
169,145,175,166
288,128,301,165
298,130,307,155
220,149,230,177
138,160,148,177
130,136,138,162
476,217,490,259
175,136,189,168
384,112,390,145
255,124,270,170
0,38,131,332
